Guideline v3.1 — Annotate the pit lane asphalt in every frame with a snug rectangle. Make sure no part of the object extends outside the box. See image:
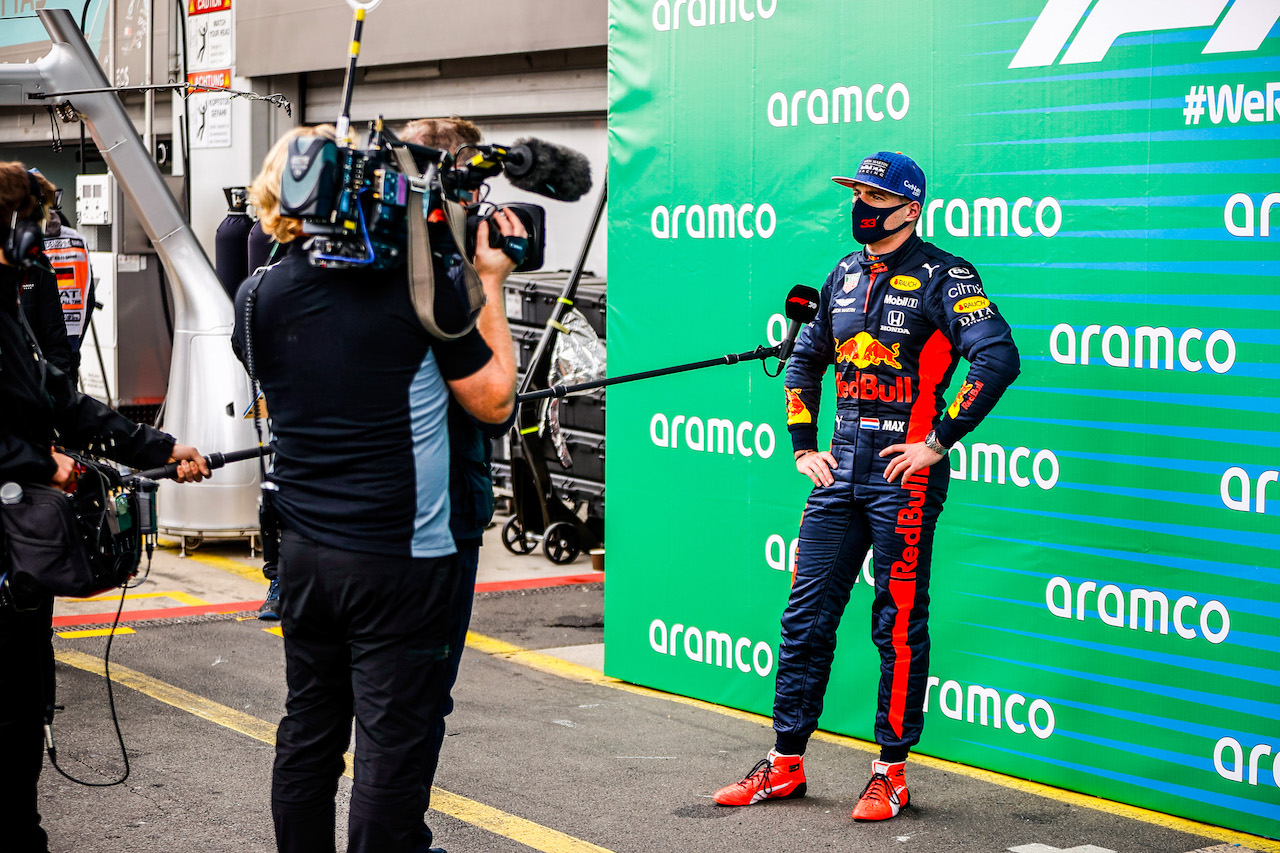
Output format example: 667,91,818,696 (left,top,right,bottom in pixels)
40,528,1269,853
